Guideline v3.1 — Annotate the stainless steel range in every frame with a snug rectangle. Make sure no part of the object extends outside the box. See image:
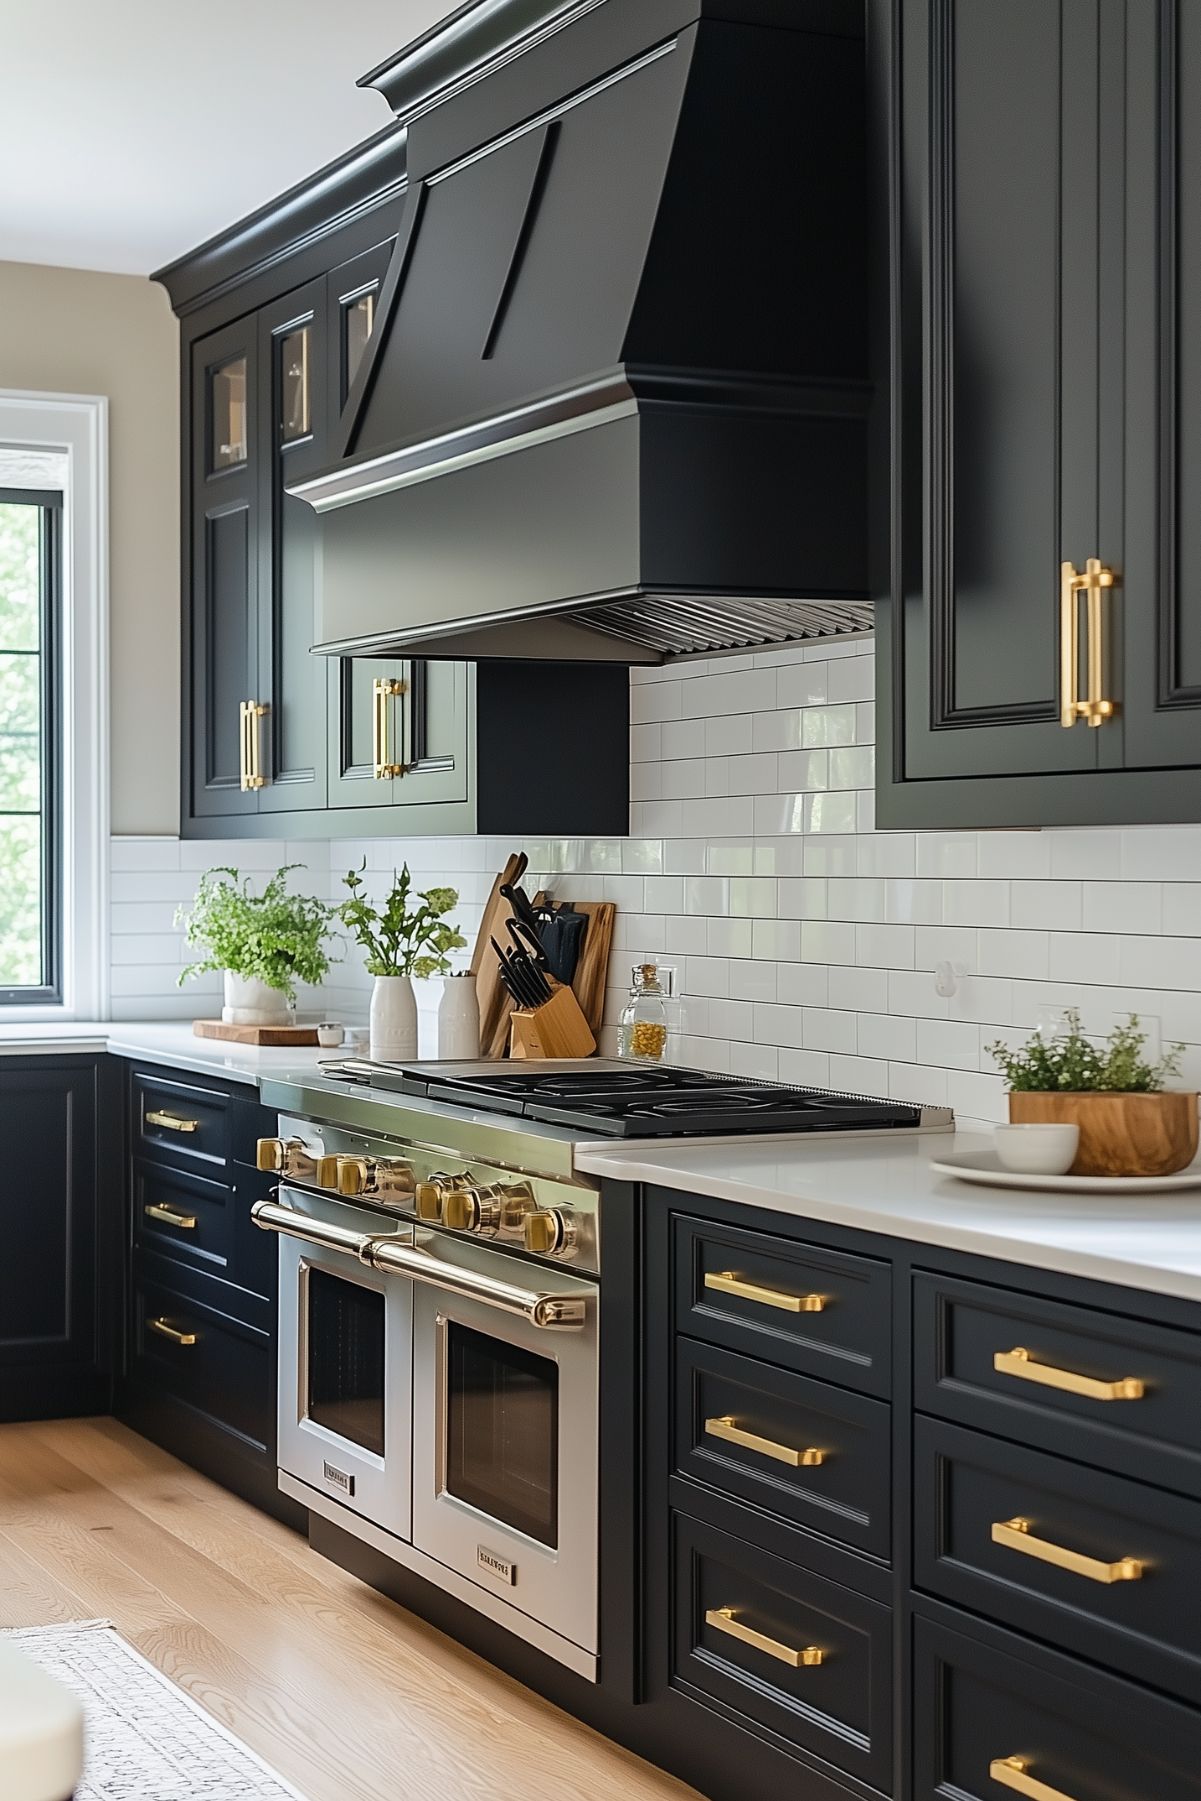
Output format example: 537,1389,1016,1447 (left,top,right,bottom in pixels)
255,1061,951,1681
